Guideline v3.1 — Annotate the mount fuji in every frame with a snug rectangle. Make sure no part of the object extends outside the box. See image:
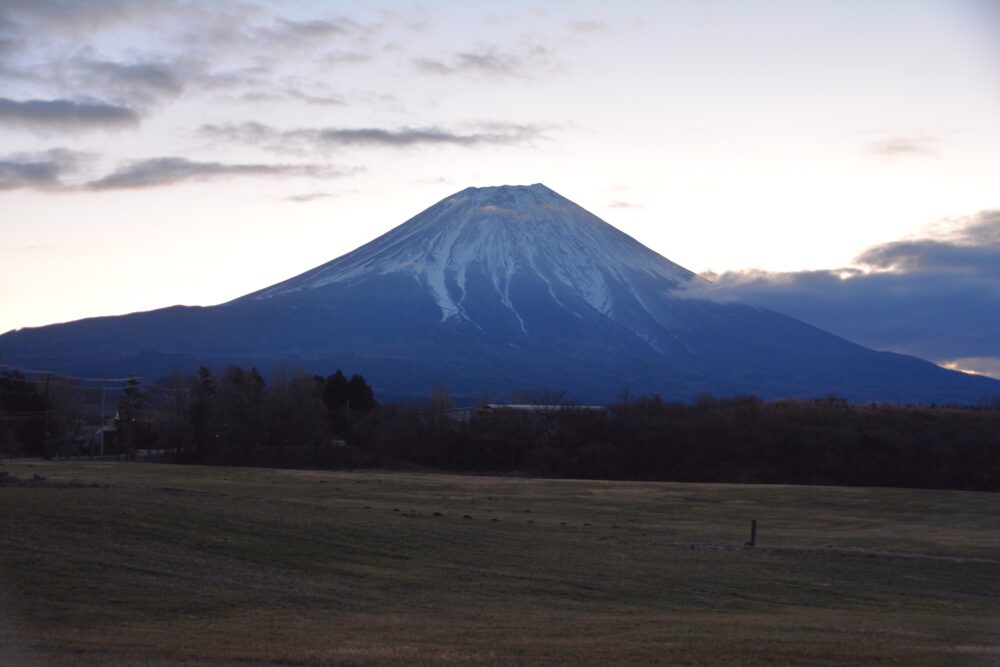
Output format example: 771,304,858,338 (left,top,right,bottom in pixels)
2,184,997,404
